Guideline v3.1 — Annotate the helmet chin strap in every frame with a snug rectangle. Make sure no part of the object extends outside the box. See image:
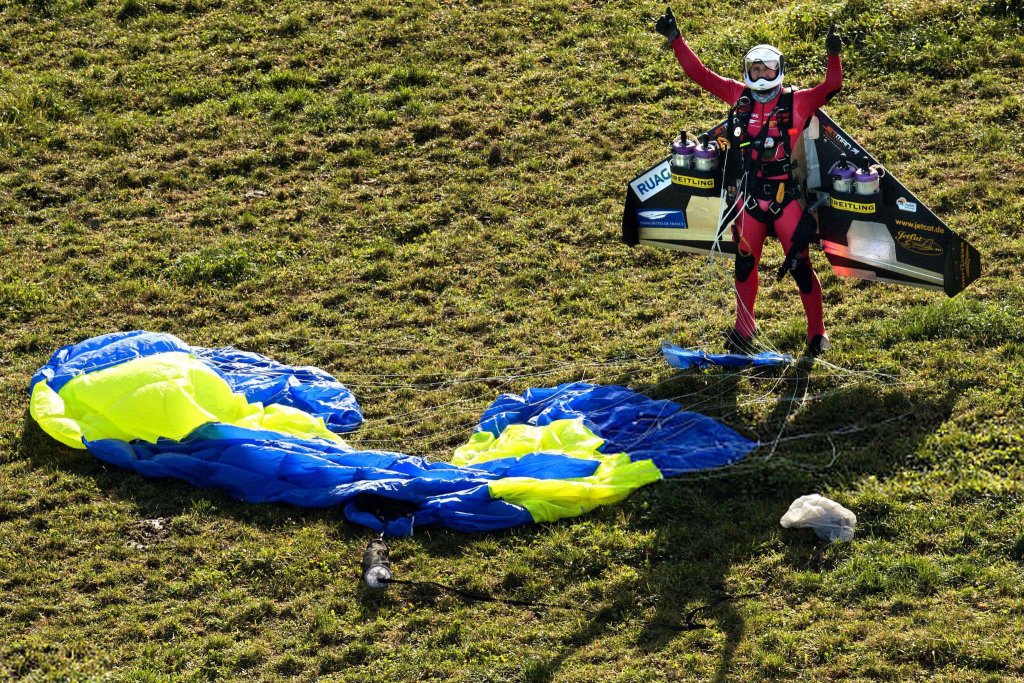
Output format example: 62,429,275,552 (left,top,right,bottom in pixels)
751,85,781,103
